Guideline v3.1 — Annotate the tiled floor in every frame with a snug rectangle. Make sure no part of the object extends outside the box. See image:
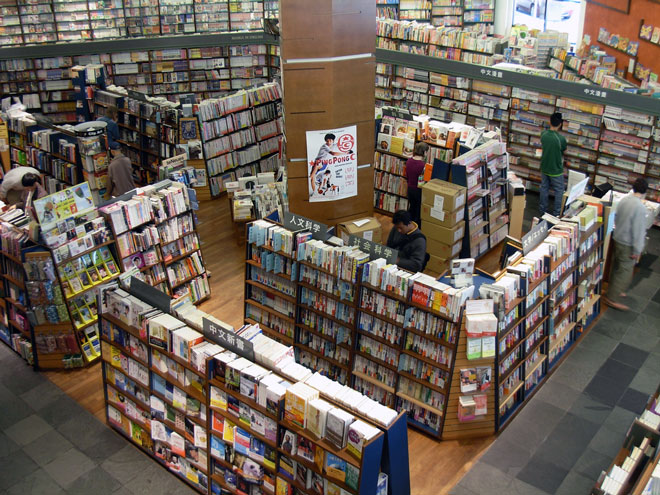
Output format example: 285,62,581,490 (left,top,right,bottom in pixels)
453,198,660,495
0,346,198,494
